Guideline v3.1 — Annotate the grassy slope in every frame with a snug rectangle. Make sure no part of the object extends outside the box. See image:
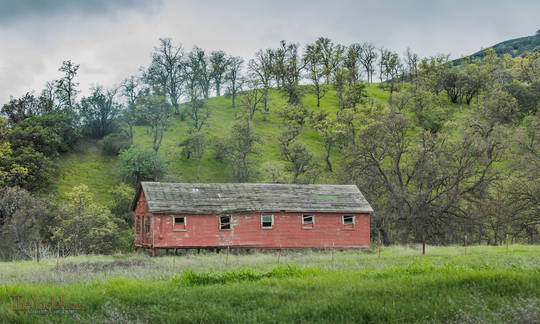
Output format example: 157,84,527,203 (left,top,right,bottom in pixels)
52,84,396,205
52,140,119,206
1,245,539,323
